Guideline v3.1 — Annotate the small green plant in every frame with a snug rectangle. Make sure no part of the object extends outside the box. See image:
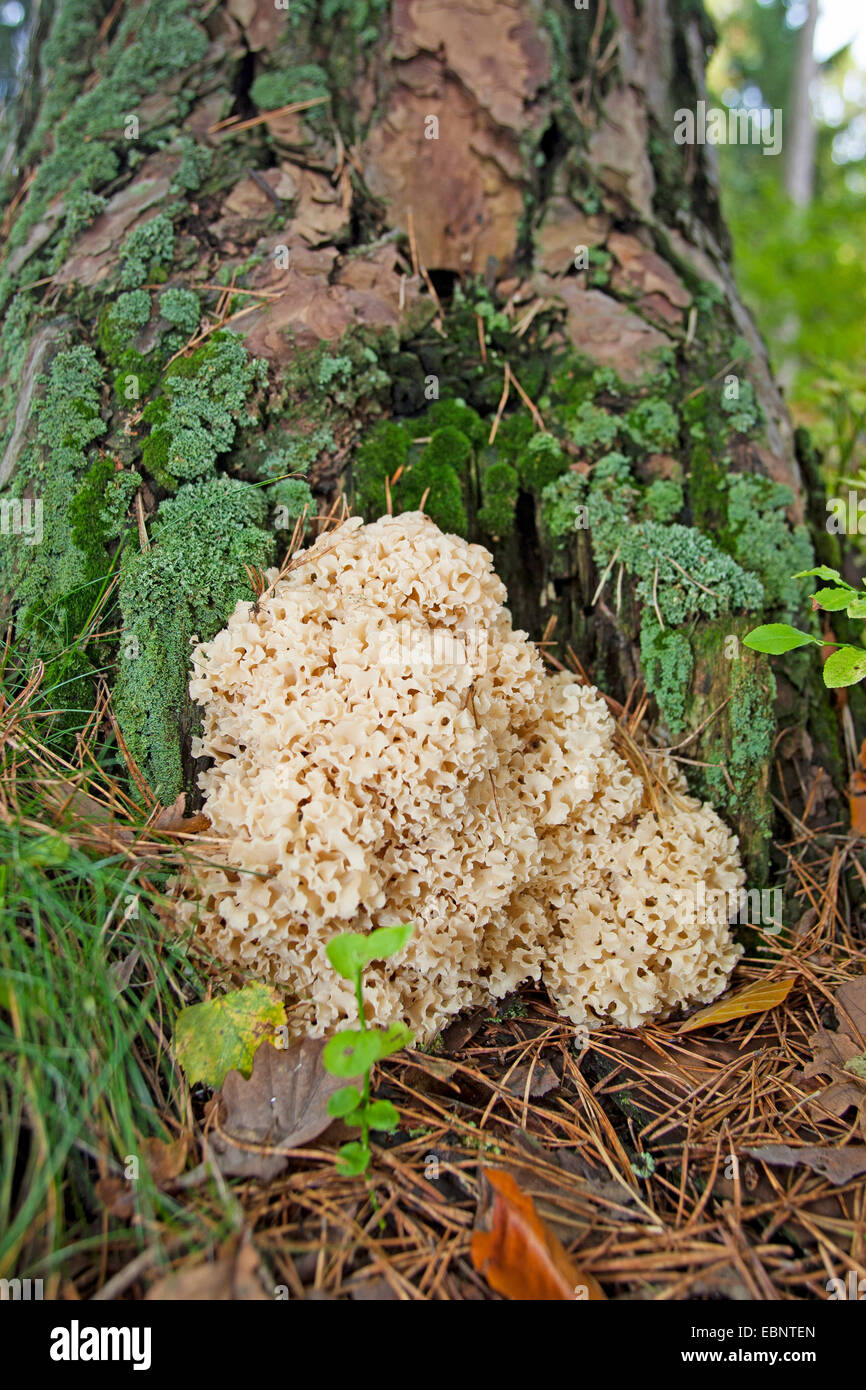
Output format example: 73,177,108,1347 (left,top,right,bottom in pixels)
323,924,414,1176
744,566,866,687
